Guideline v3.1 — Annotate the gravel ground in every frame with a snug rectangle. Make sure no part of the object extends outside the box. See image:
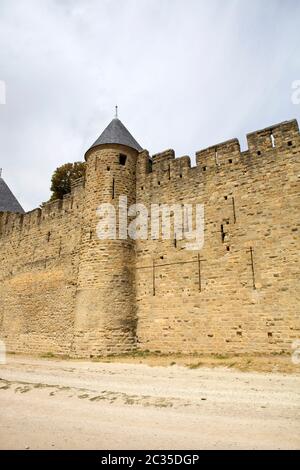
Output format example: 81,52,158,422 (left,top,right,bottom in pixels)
0,355,299,450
